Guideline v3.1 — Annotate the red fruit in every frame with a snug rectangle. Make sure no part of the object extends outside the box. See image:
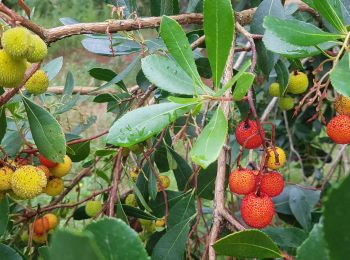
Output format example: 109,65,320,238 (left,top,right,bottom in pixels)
229,168,257,195
235,120,265,149
38,154,57,168
33,217,50,235
326,115,350,144
260,171,284,197
240,193,274,228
